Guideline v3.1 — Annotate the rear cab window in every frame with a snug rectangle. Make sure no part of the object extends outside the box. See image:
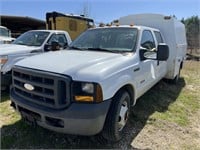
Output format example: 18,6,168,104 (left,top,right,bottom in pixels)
154,31,164,44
